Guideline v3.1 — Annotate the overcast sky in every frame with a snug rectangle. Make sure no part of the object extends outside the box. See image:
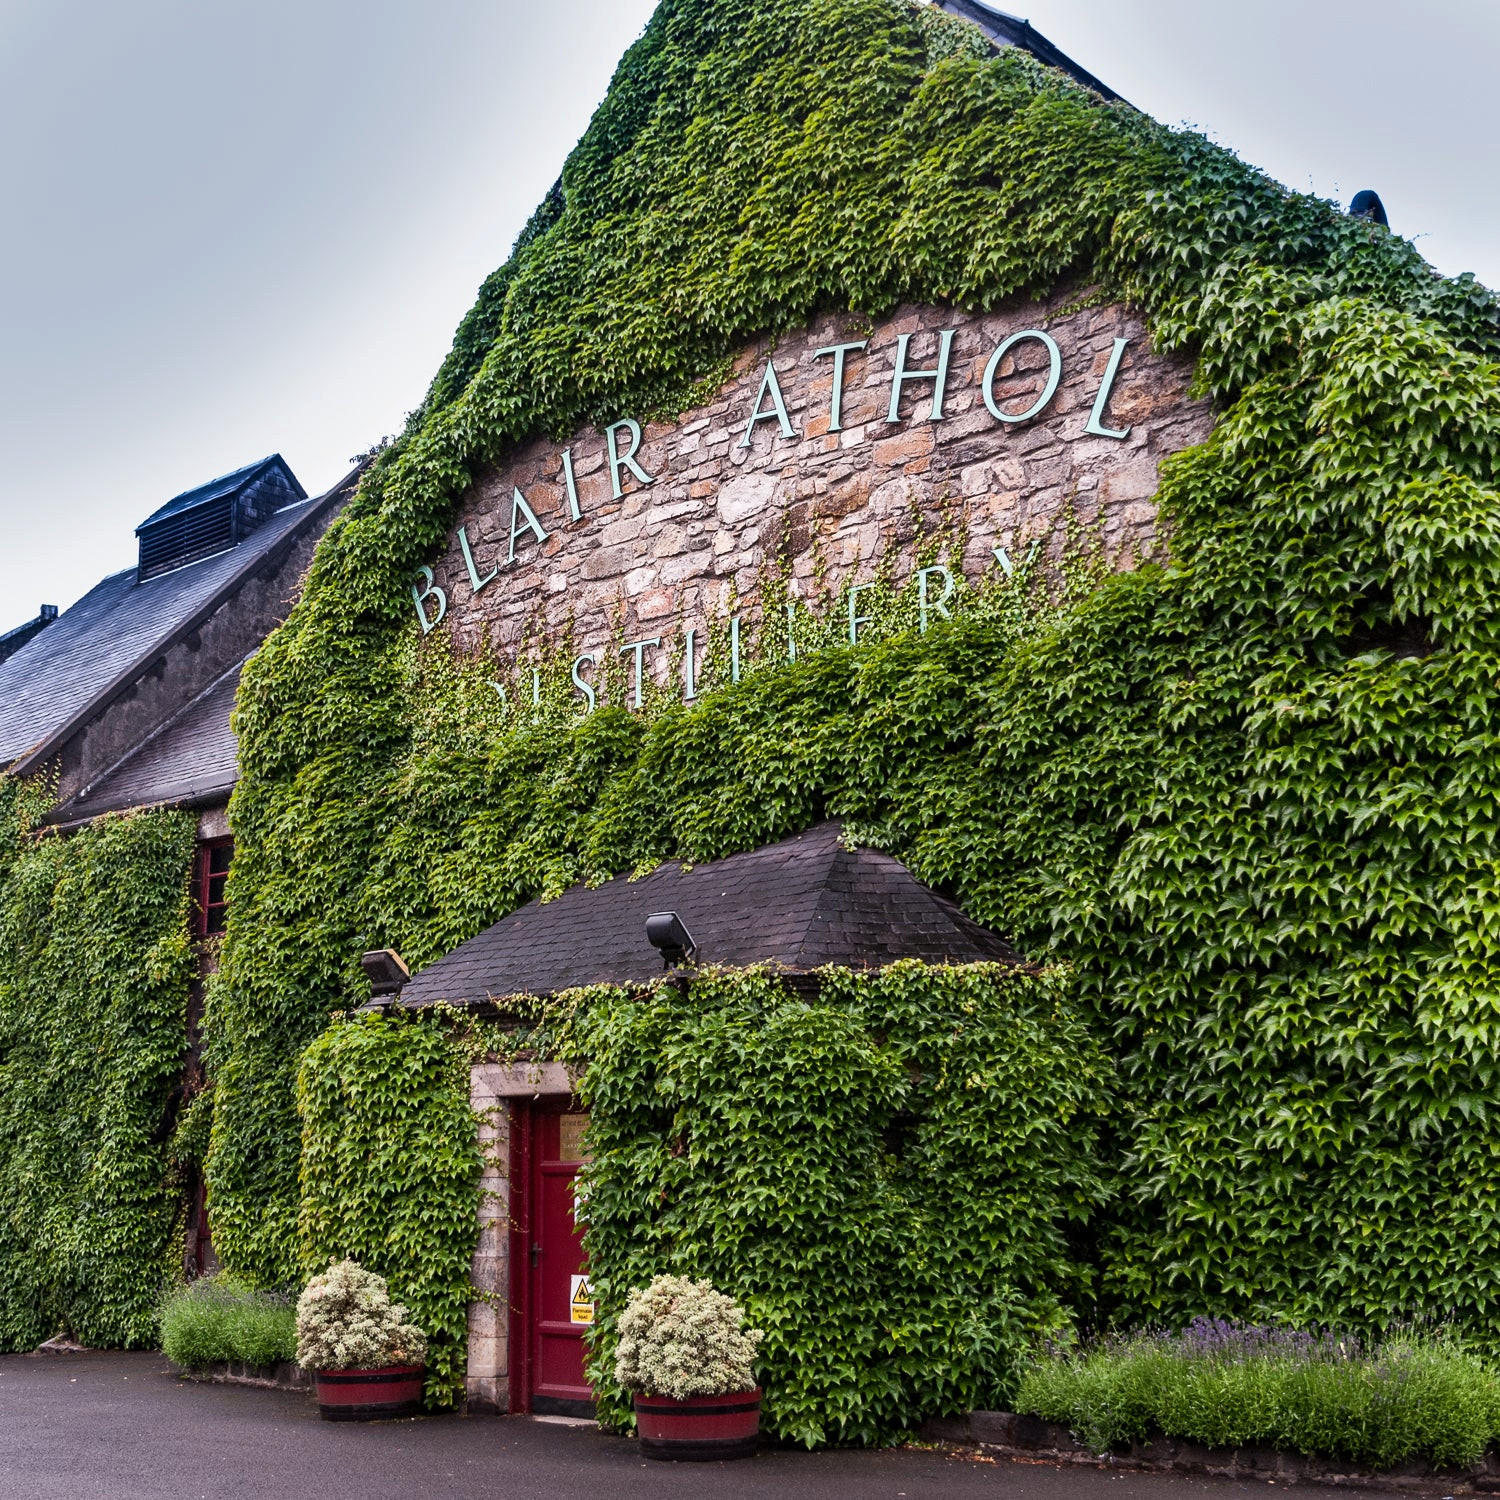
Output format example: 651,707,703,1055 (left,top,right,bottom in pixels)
2,0,1496,618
